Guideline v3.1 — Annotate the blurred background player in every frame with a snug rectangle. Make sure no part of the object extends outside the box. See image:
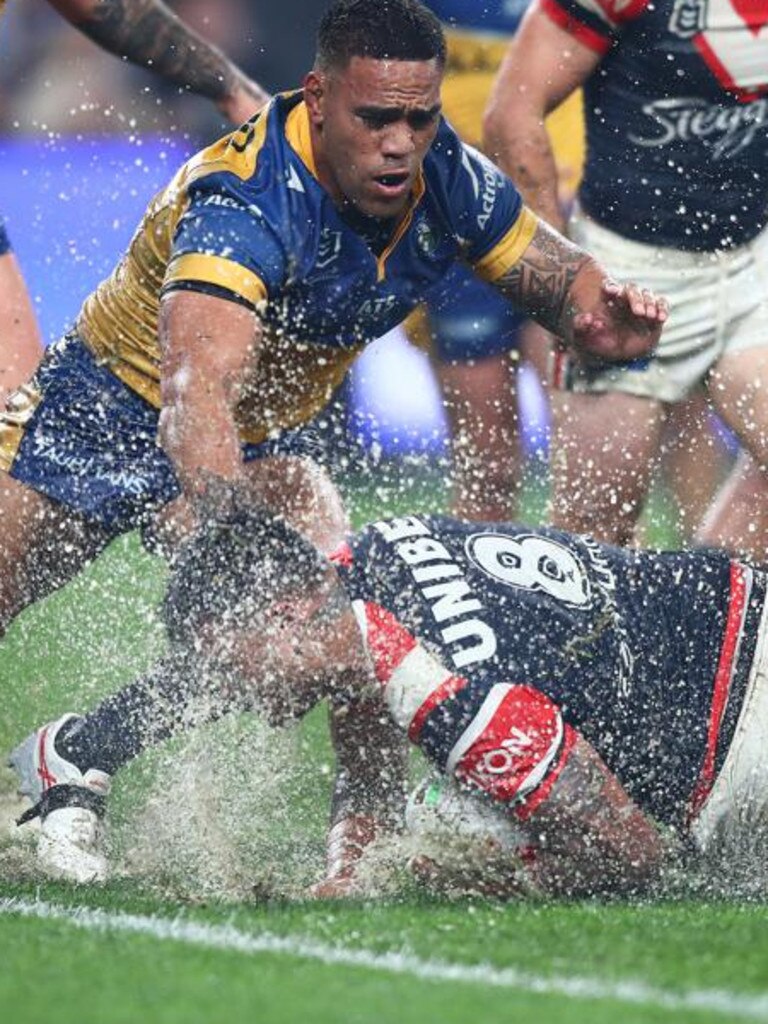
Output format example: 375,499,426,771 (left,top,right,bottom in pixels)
484,0,768,558
0,0,269,402
402,0,584,520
